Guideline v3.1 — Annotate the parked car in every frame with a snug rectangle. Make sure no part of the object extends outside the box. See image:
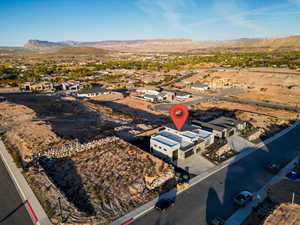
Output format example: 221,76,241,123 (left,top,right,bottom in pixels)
233,191,253,206
210,216,225,225
155,199,175,211
264,163,282,174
